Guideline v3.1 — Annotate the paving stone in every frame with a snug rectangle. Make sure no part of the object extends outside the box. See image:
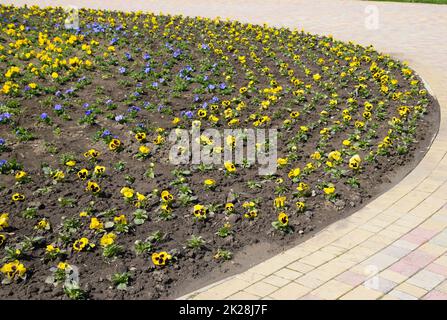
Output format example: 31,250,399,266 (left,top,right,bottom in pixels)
380,294,399,300
379,269,408,284
236,272,265,283
339,286,383,300
299,251,336,267
434,255,447,267
268,282,311,300
294,274,326,289
393,239,419,251
286,261,314,274
422,290,447,300
299,294,323,300
263,274,291,287
406,270,445,291
244,281,279,297
419,242,447,257
434,280,447,293
388,290,418,300
274,268,303,281
319,245,347,256
332,229,374,249
192,291,226,300
380,245,411,259
335,270,367,287
342,246,377,264
389,260,422,277
399,250,437,269
426,263,447,277
206,278,252,298
361,253,399,271
226,291,261,300
430,230,447,247
375,277,398,293
310,280,353,300
393,282,428,298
